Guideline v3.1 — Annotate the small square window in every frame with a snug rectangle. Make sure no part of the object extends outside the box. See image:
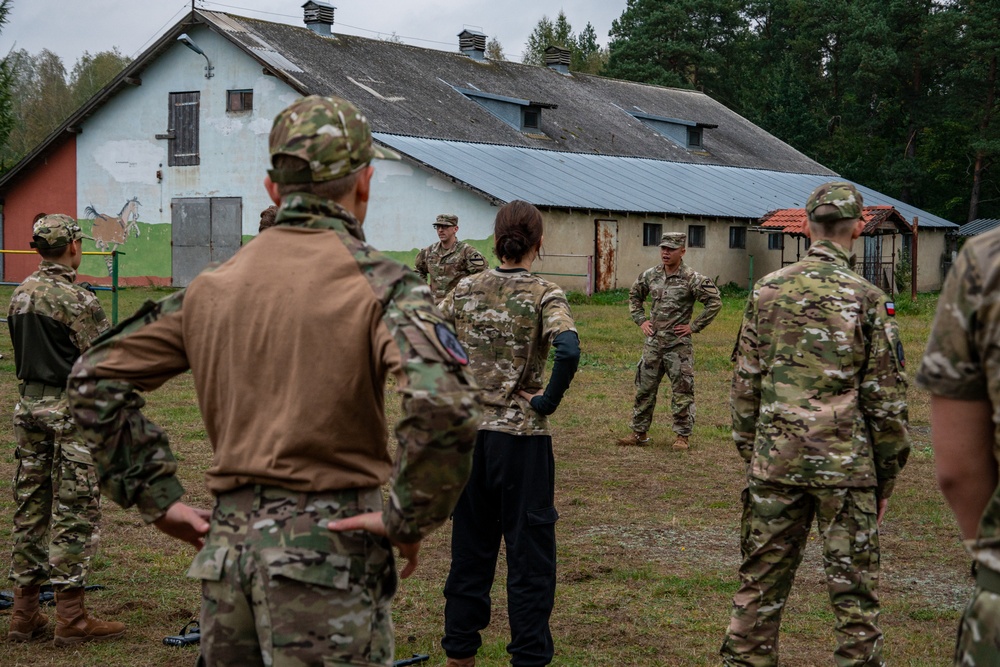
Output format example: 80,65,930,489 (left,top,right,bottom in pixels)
227,89,253,112
643,223,662,247
522,109,540,129
768,233,784,250
687,127,703,149
688,225,706,248
729,226,746,249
